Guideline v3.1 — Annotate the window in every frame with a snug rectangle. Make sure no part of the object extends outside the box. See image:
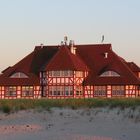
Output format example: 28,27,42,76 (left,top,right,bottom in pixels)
49,86,73,96
53,71,60,77
5,86,17,97
112,86,125,96
49,86,62,96
49,71,73,77
76,86,83,96
75,71,83,77
100,71,120,77
10,72,28,78
94,86,106,97
65,86,73,96
22,86,34,97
